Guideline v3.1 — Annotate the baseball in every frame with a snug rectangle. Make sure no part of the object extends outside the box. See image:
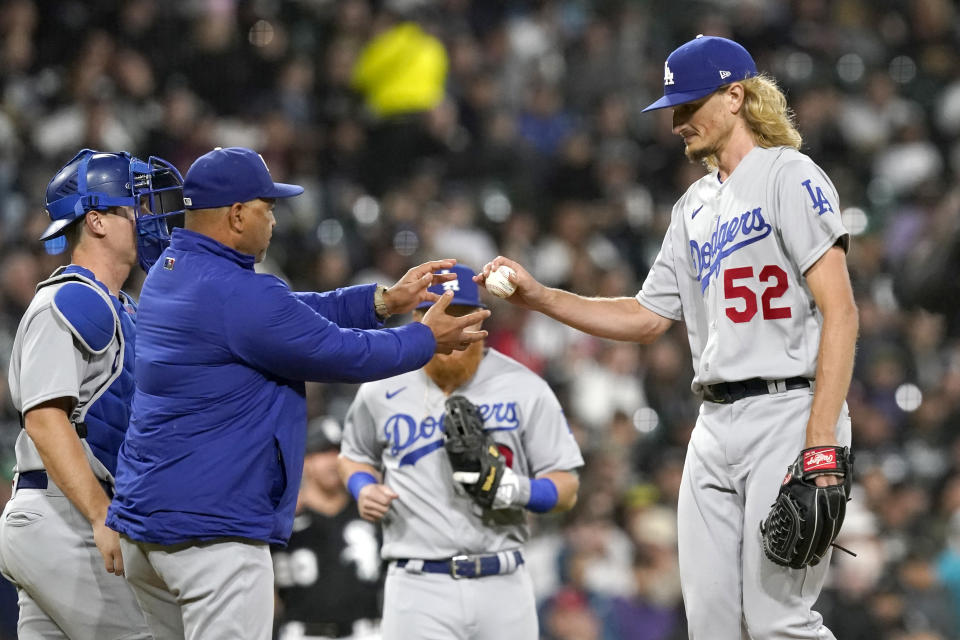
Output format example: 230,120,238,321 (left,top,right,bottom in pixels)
485,265,517,298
